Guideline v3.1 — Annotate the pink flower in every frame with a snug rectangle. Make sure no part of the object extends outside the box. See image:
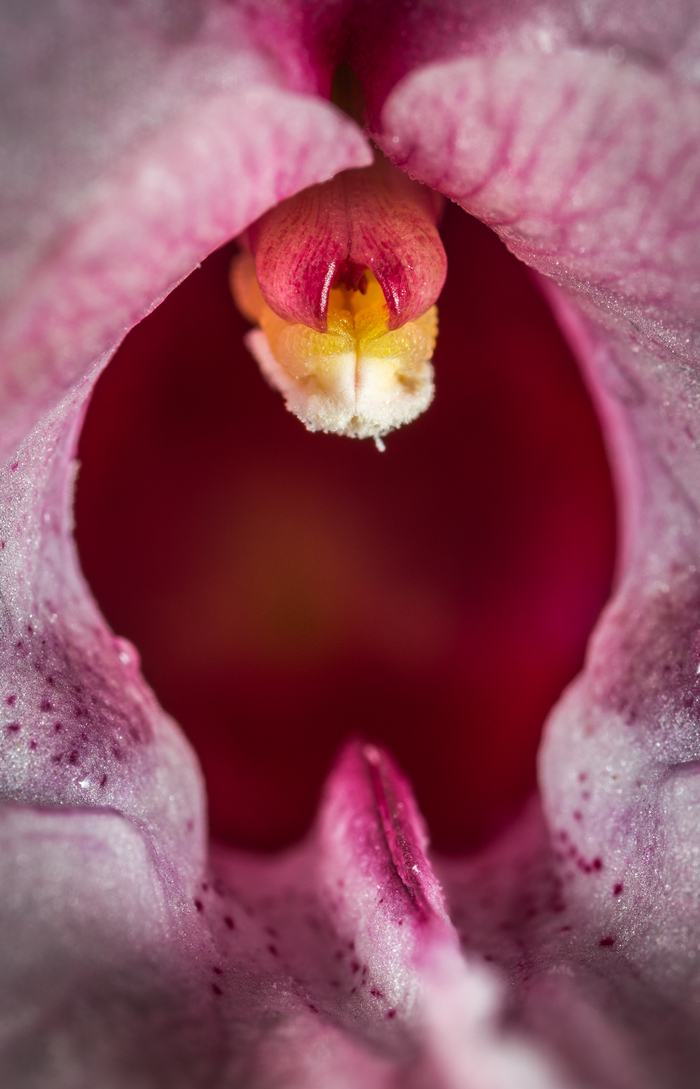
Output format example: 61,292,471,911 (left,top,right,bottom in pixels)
0,1,699,1085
